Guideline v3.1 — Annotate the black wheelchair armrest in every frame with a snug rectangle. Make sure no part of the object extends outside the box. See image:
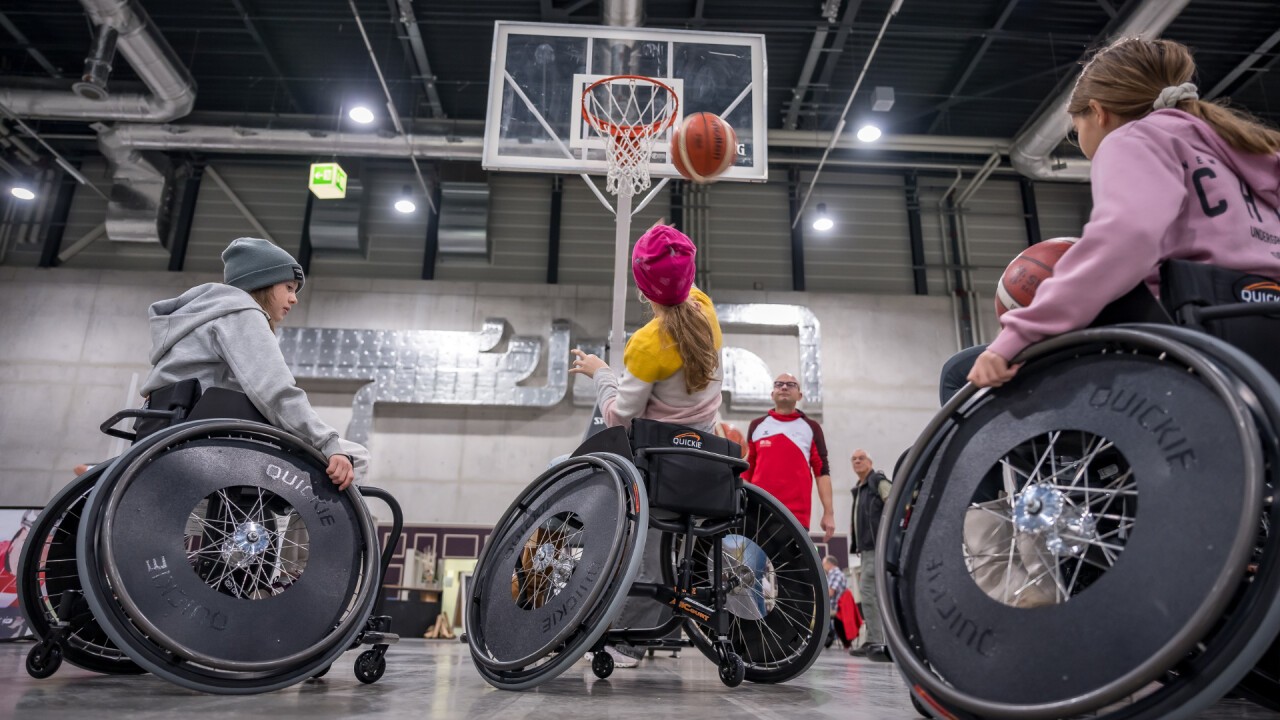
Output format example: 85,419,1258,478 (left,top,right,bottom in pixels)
98,408,182,442
636,446,751,474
